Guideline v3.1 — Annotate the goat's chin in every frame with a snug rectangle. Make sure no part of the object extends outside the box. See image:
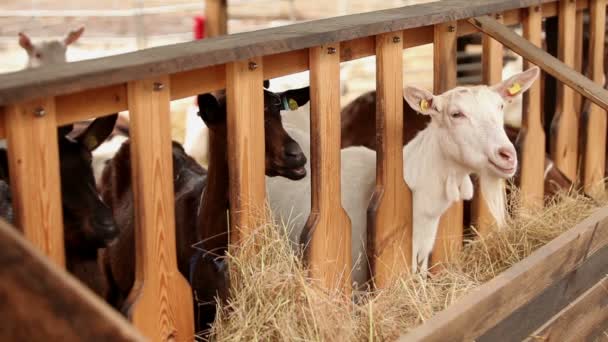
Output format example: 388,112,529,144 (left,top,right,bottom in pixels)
266,165,307,180
487,160,517,179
